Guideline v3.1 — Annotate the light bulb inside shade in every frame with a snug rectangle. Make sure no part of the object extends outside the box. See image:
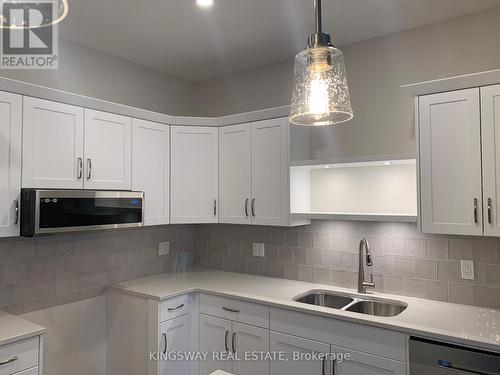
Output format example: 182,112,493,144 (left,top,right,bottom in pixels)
308,77,330,119
197,0,214,8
